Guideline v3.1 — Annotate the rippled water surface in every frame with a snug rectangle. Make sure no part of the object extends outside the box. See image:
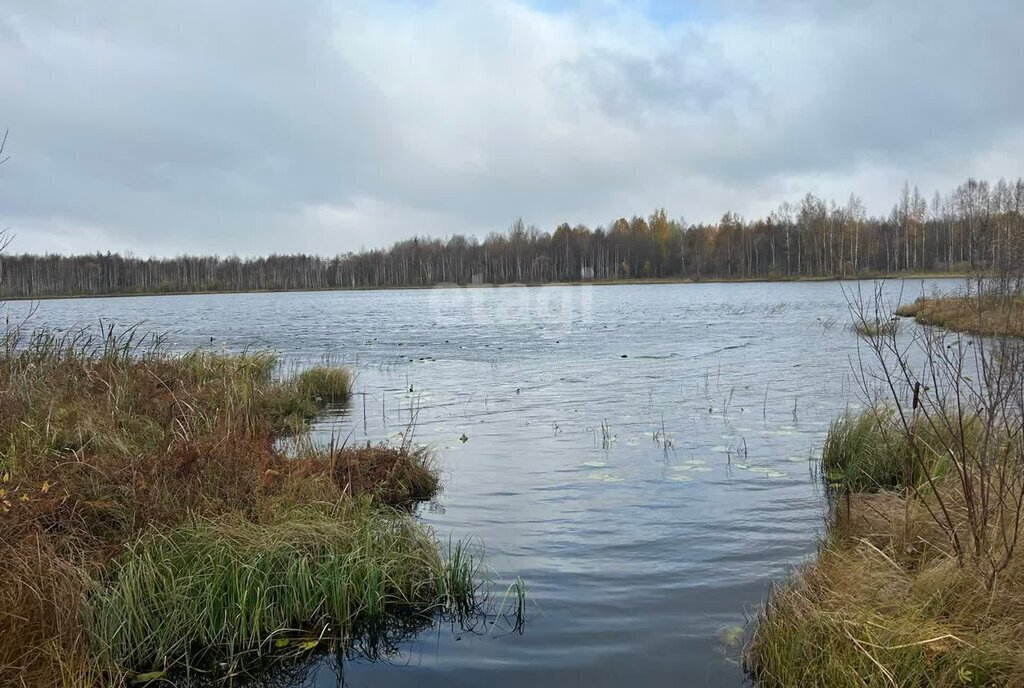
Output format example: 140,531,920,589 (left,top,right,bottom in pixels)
11,279,964,686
